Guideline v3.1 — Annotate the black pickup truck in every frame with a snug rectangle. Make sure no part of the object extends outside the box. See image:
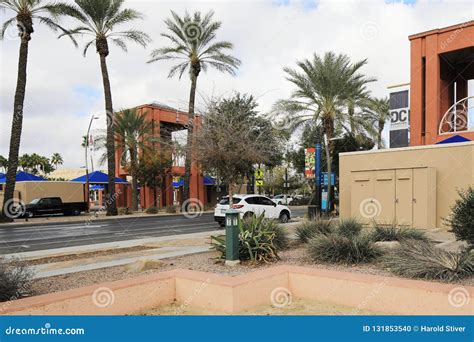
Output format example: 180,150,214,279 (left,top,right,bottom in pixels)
23,197,88,218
